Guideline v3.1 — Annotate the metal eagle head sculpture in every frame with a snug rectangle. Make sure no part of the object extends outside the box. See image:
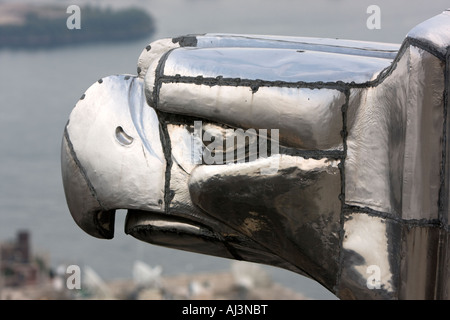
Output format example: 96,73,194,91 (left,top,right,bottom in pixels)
61,10,450,299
